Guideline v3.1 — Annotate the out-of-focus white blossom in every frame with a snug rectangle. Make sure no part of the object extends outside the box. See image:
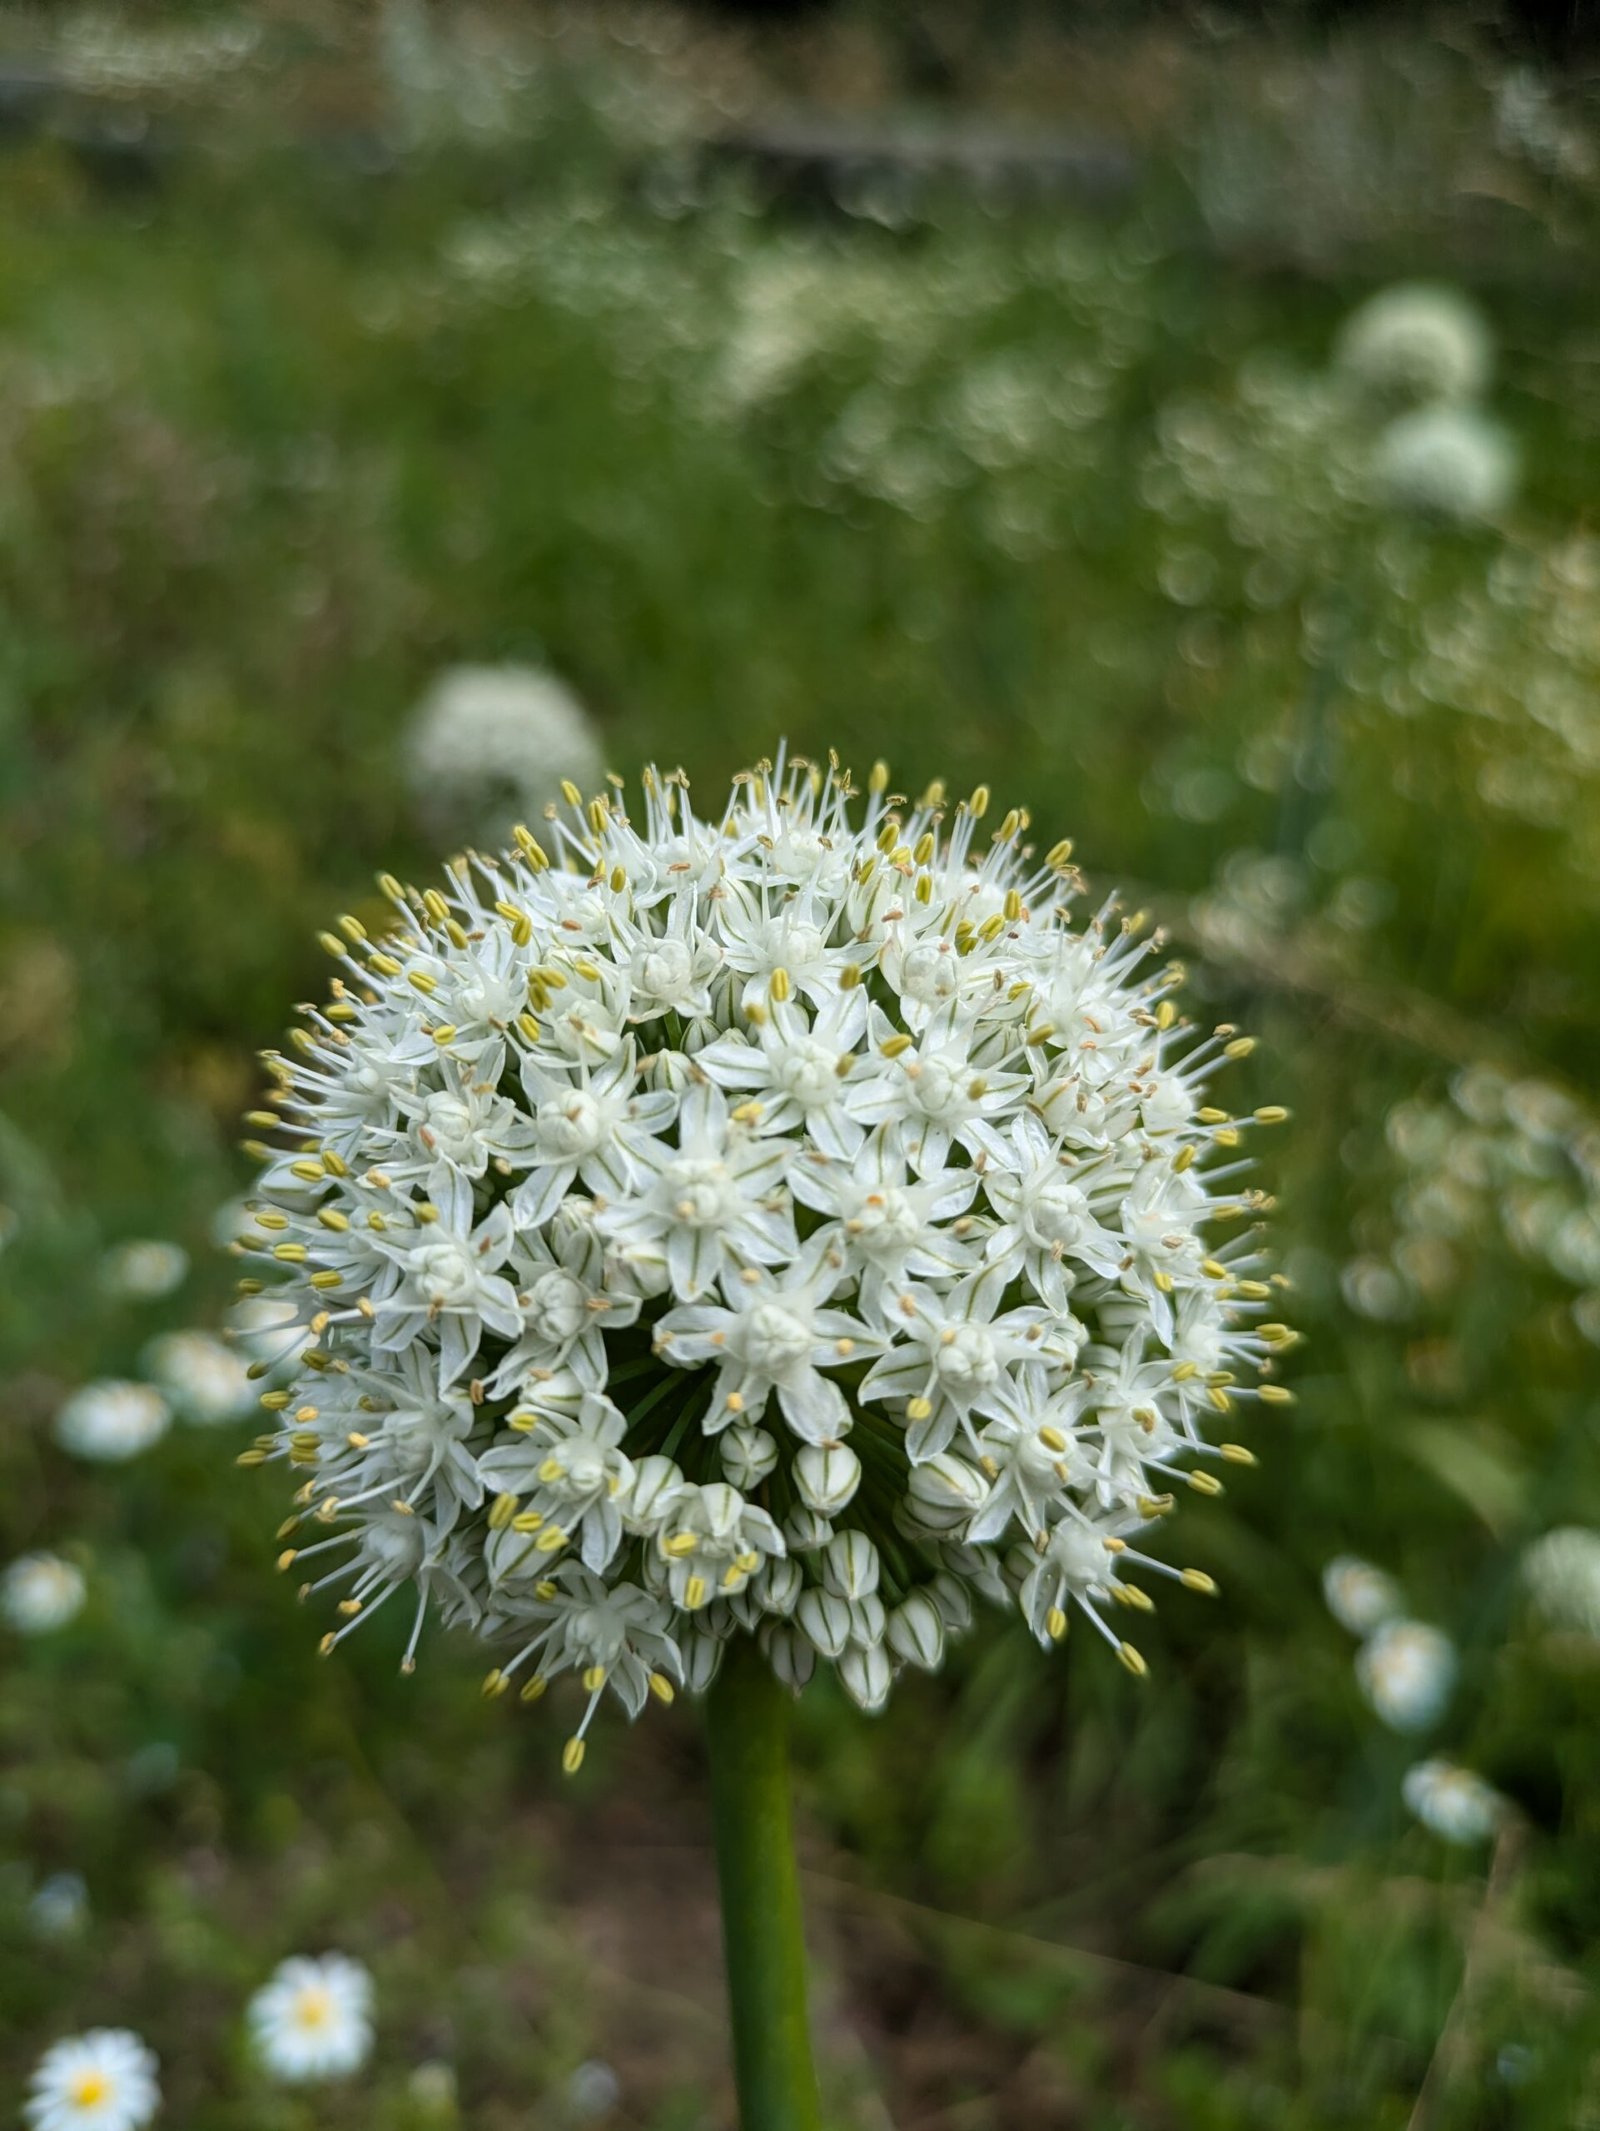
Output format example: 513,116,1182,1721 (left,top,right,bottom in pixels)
24,2031,159,2131
248,1954,374,2084
143,1330,255,1425
99,1239,189,1302
1335,284,1492,406
238,752,1291,1762
567,2060,622,2117
1356,1618,1456,1732
1322,1554,1402,1637
29,1872,90,1941
1522,1526,1600,1638
2,1552,87,1634
54,1382,170,1464
1374,405,1516,524
1403,1758,1504,1844
403,664,604,848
